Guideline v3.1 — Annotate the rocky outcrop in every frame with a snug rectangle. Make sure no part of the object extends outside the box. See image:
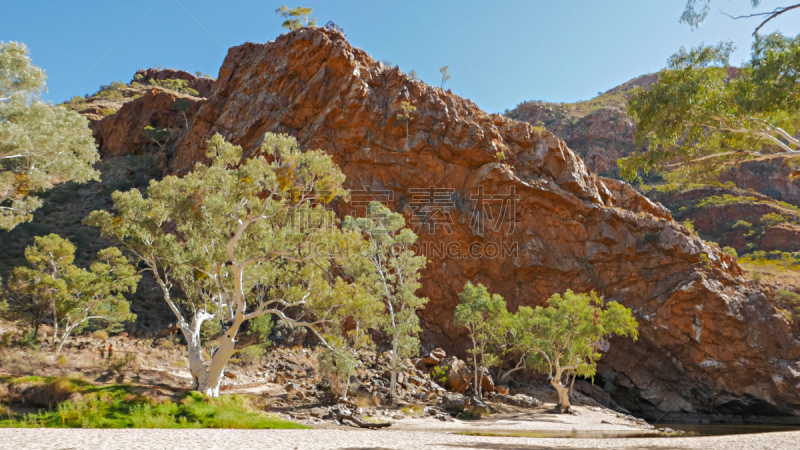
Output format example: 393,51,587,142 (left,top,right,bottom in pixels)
133,68,215,98
93,28,799,421
91,88,203,158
